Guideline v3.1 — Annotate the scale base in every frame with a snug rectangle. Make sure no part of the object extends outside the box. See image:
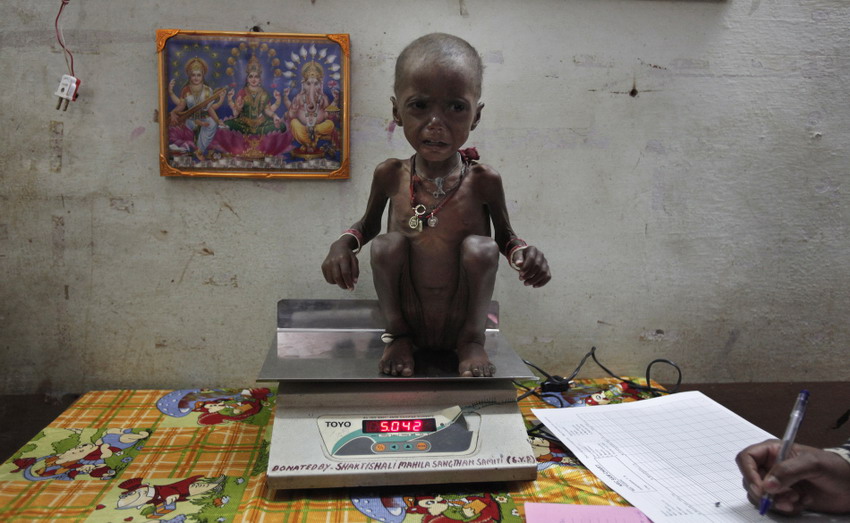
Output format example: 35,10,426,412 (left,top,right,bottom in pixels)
267,380,537,490
260,299,538,490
